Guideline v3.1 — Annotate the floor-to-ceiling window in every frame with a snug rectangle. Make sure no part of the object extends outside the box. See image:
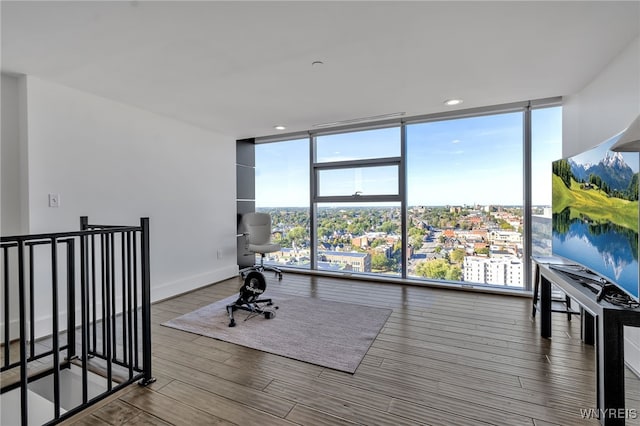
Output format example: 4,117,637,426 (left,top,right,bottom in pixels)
251,100,562,291
530,106,563,290
531,106,563,257
406,112,525,287
255,138,310,269
312,127,402,276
